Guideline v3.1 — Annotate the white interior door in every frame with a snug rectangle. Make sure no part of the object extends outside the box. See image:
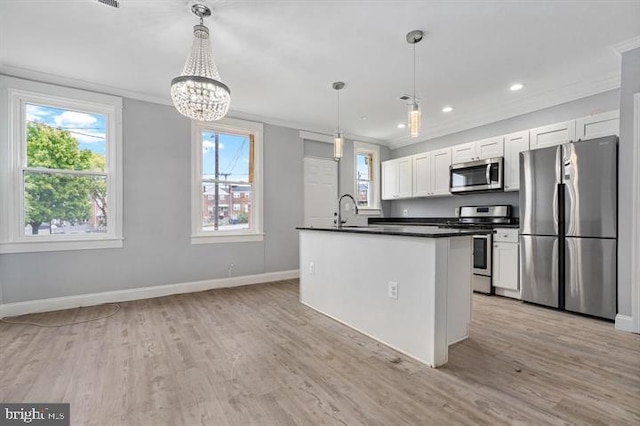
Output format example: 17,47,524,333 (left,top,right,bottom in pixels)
304,157,338,227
